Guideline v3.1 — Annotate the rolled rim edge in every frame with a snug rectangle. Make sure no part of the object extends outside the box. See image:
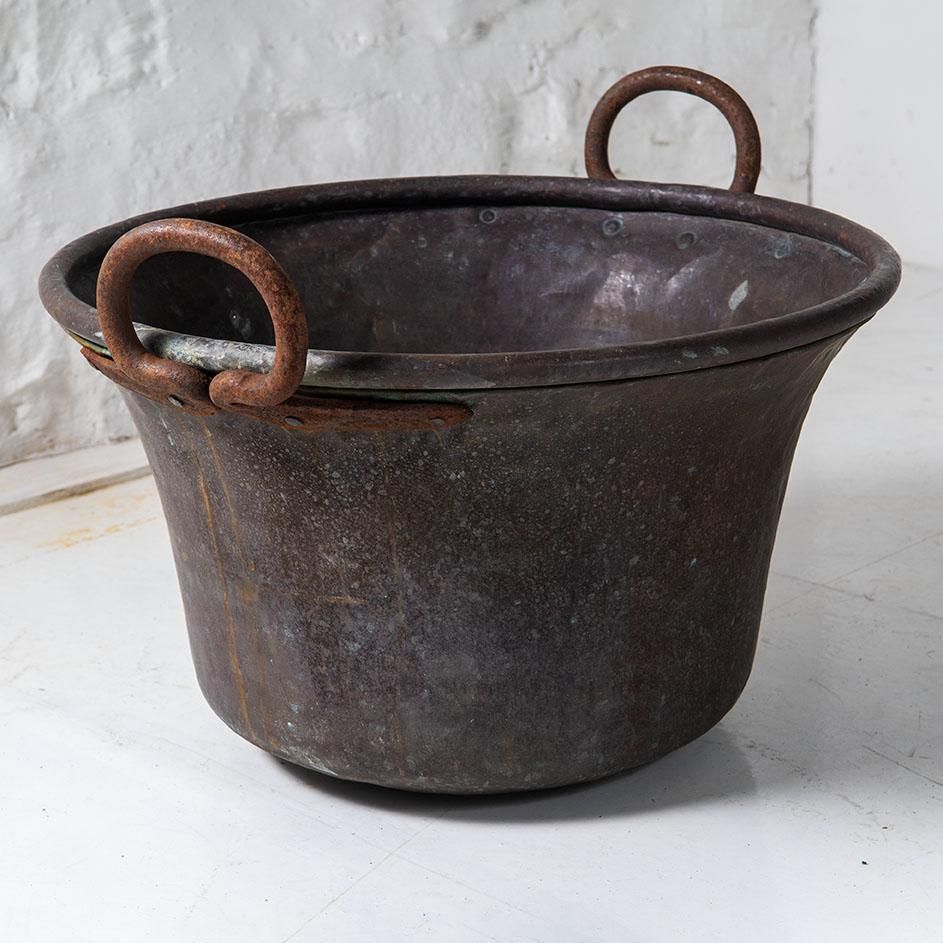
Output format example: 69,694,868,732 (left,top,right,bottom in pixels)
38,174,902,391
